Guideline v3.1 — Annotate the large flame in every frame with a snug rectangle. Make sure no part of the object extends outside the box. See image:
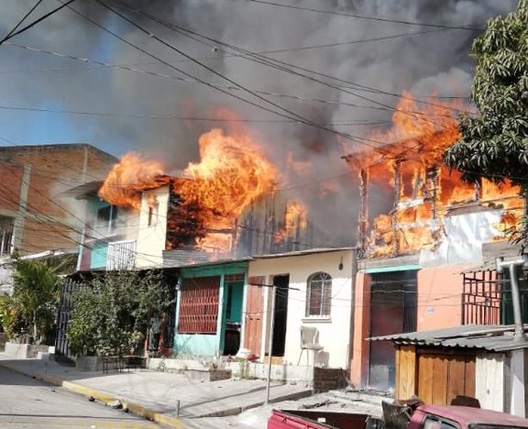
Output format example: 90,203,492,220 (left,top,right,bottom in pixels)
346,91,522,257
98,153,165,210
99,126,280,253
175,128,279,251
